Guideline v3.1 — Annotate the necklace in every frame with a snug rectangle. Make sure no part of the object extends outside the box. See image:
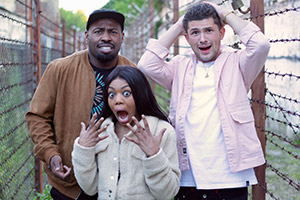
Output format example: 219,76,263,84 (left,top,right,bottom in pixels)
203,67,210,78
201,61,214,78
